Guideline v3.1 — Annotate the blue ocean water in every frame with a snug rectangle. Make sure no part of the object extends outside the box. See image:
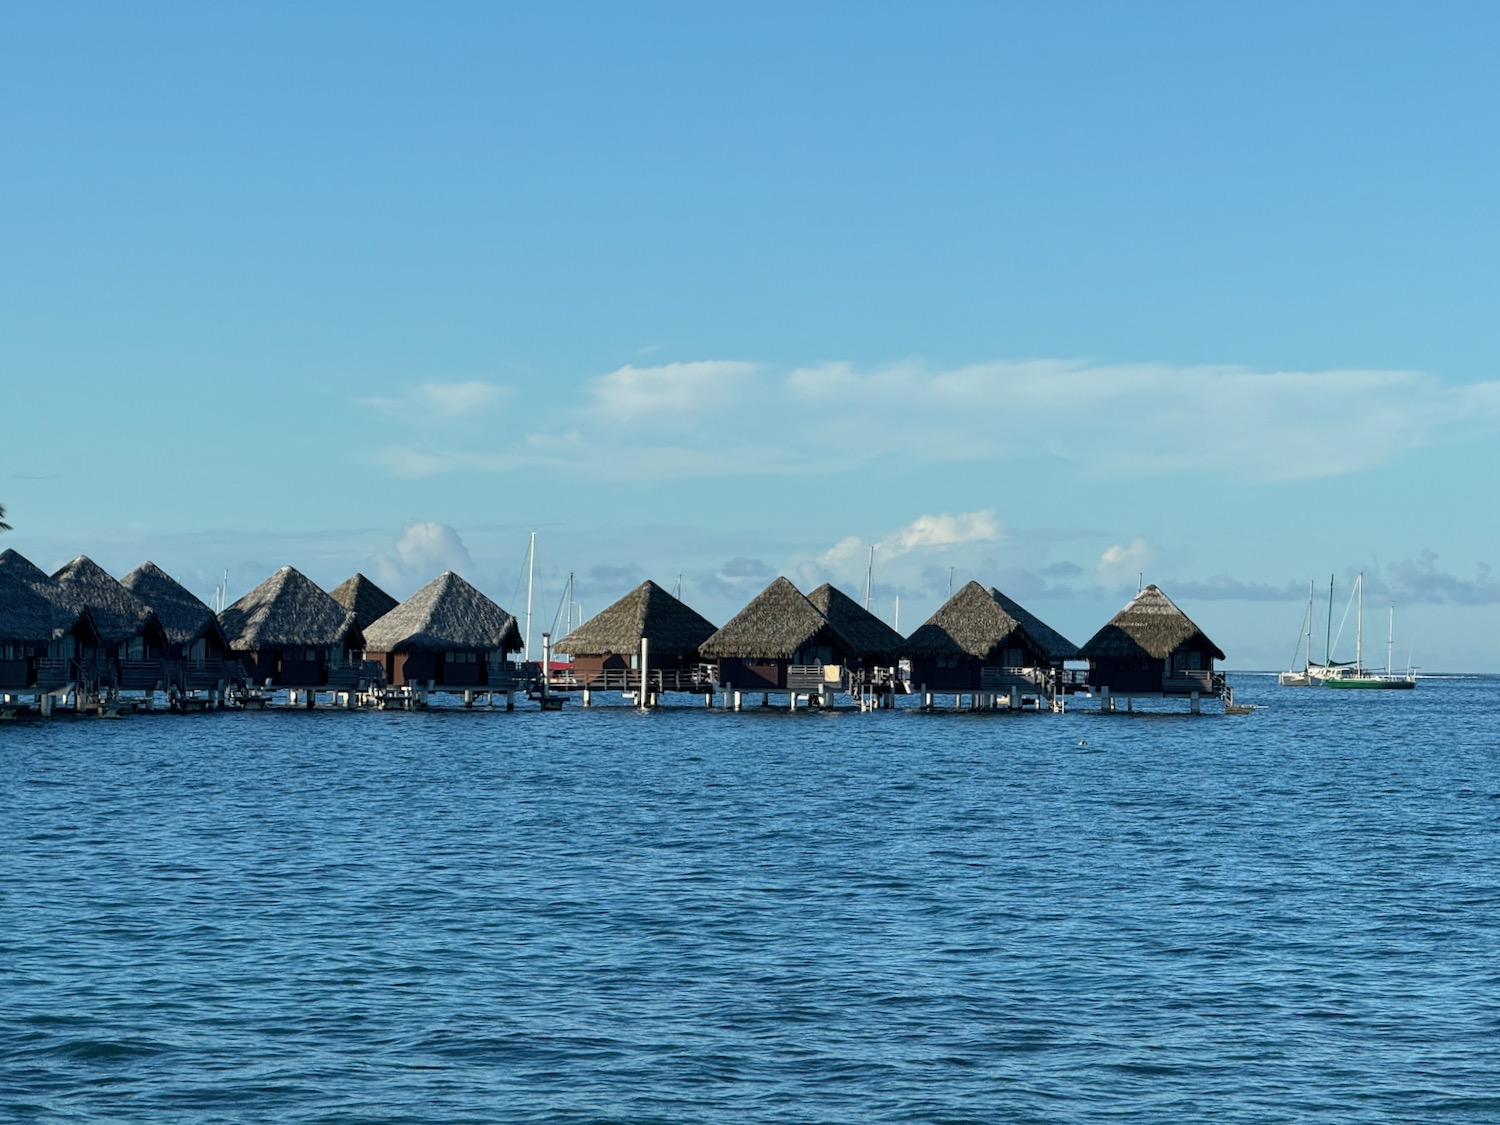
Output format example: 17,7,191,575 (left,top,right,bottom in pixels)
3,675,1499,1124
